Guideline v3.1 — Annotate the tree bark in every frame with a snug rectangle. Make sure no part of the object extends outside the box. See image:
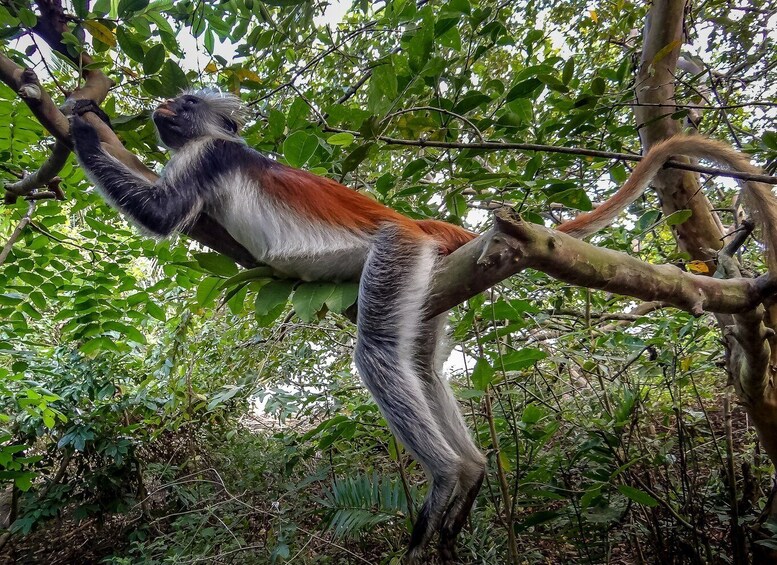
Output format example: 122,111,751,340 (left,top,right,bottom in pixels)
634,0,777,560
